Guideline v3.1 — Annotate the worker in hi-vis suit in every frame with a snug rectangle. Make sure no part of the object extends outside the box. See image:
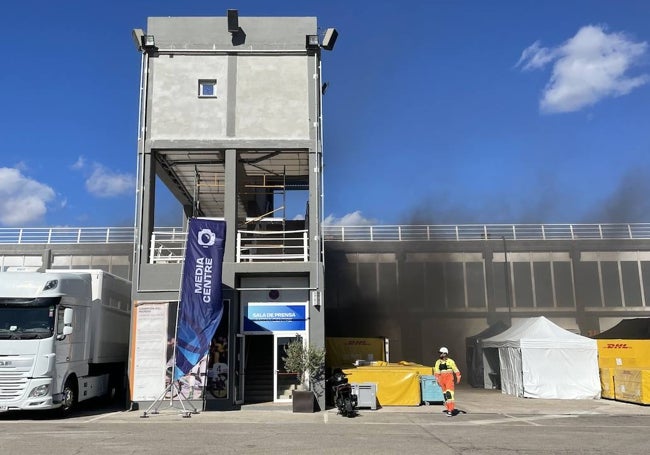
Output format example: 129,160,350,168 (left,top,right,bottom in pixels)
433,346,461,416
